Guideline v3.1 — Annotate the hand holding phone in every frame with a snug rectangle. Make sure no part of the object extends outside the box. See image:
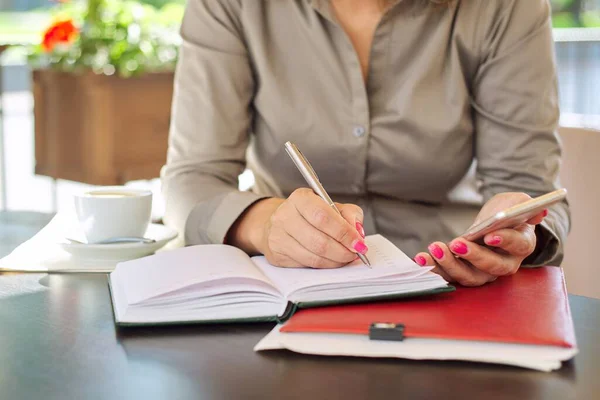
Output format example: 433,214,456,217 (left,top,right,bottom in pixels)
414,189,567,287
461,188,567,242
